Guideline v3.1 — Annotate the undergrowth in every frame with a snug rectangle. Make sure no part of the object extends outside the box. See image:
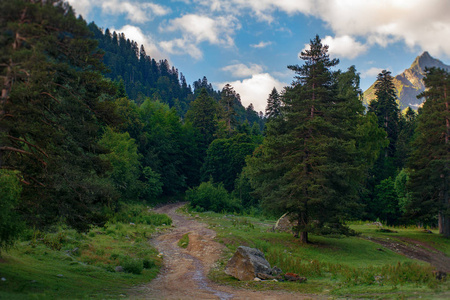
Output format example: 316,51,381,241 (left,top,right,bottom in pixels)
0,203,171,299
